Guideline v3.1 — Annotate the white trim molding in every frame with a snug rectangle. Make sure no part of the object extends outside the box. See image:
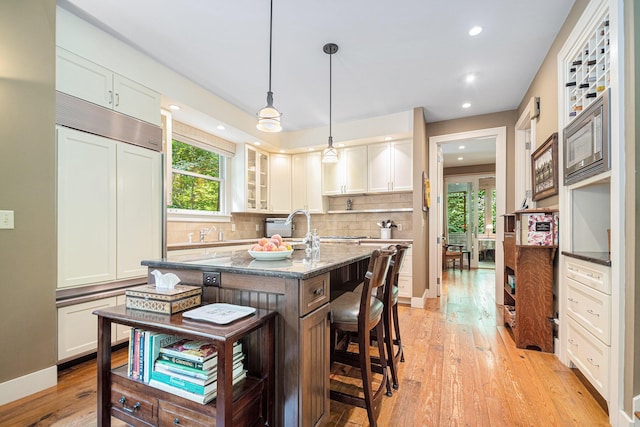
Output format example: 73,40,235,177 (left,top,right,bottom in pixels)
0,366,57,406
